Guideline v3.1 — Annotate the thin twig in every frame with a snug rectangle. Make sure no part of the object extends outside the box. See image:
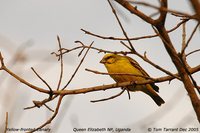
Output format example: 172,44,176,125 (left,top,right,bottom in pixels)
91,88,126,103
128,0,195,19
81,19,188,41
108,0,135,51
155,0,167,25
57,44,129,56
1,63,49,94
186,49,200,57
181,22,200,54
0,52,5,69
4,112,8,133
22,41,100,111
51,64,200,96
31,67,52,93
1,48,200,98
56,35,64,90
24,101,54,112
24,105,36,110
120,41,132,51
189,0,200,22
125,40,180,80
108,0,180,80
181,21,186,54
85,68,156,80
140,51,181,80
180,56,200,95
51,46,82,56
115,0,156,24
44,104,54,112
179,22,200,95
180,21,189,68
126,89,131,100
62,41,94,90
24,98,53,111
27,95,63,133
